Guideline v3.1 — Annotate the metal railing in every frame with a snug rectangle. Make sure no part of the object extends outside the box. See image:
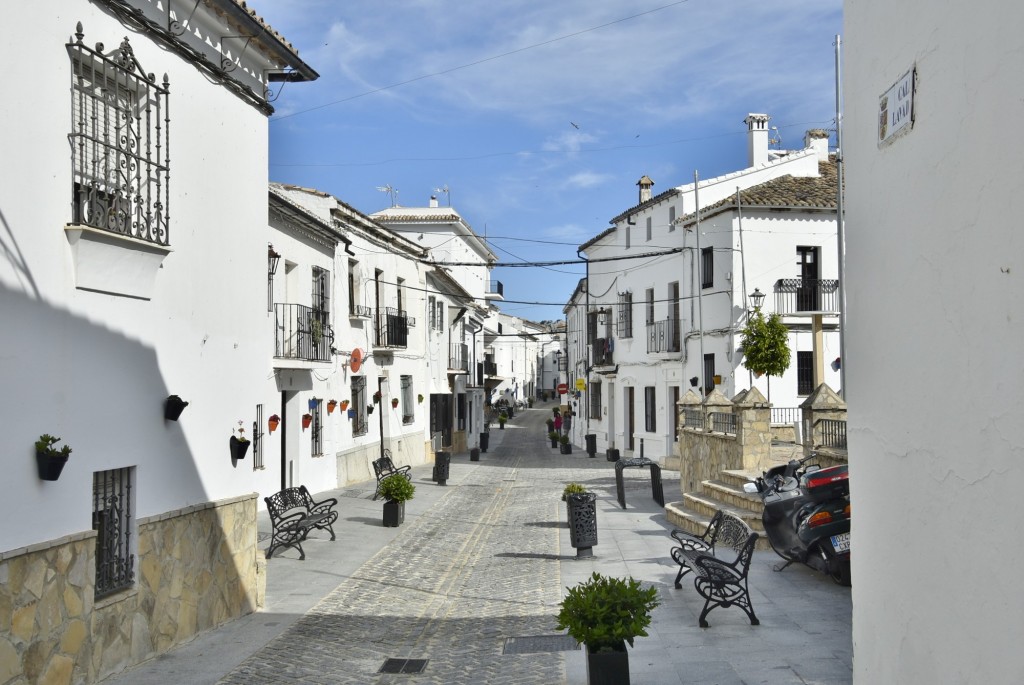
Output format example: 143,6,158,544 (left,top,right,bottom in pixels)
449,343,469,372
646,318,682,353
483,361,498,376
375,307,409,349
683,409,704,429
771,407,802,425
819,419,847,449
709,412,737,435
486,280,504,297
275,304,333,362
591,338,613,366
774,278,840,314
350,304,371,318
